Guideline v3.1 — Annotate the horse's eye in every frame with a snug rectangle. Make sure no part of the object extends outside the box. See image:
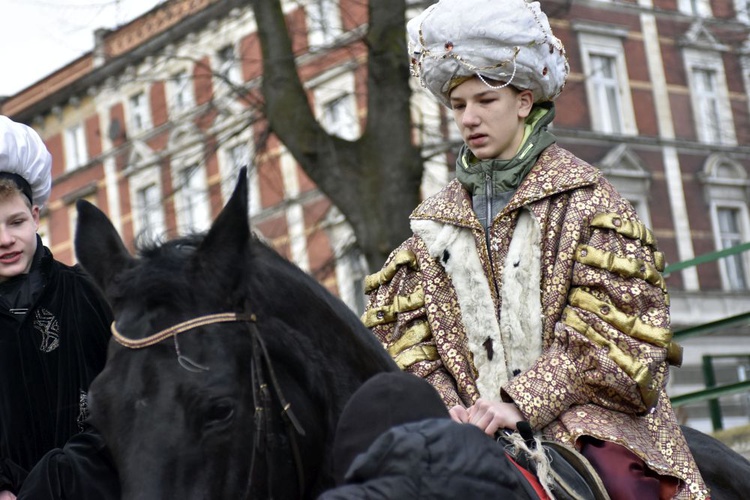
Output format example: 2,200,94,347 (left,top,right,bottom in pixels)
204,400,235,428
